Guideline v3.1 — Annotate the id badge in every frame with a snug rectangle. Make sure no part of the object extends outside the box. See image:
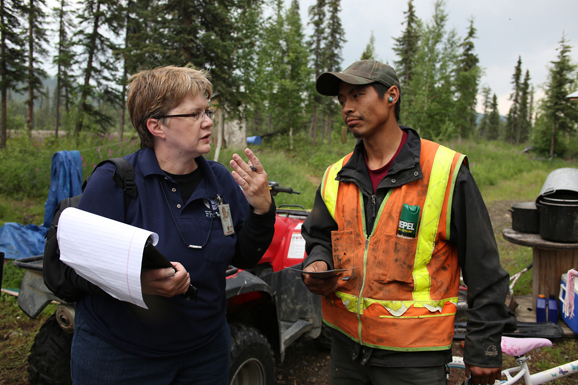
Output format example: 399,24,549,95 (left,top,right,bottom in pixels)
218,203,235,236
